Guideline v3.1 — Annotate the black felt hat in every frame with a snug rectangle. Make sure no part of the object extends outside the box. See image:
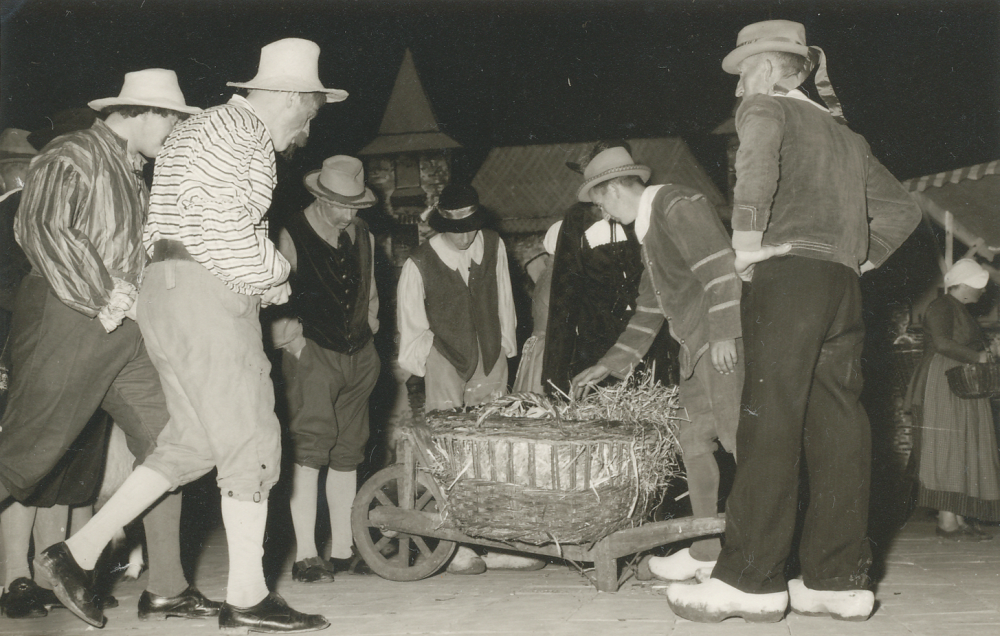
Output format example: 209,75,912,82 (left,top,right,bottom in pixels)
428,184,487,234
